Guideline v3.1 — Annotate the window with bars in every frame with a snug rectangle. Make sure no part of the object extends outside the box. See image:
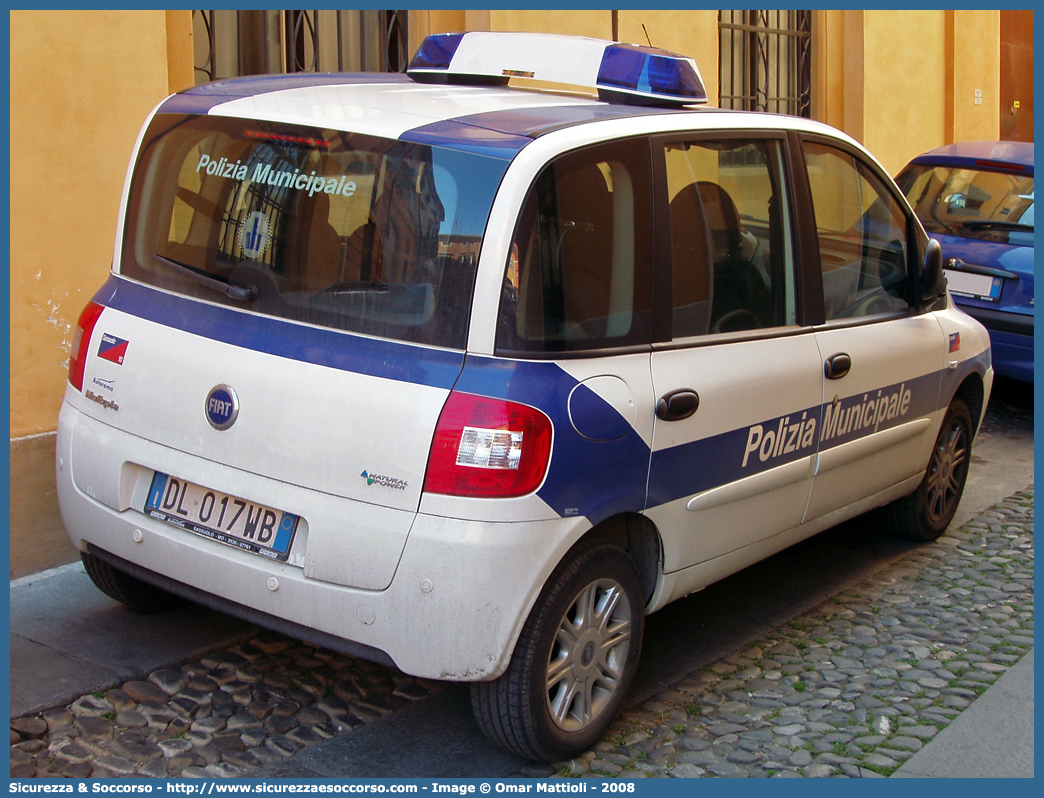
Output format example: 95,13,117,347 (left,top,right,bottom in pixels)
719,10,811,117
193,10,408,84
